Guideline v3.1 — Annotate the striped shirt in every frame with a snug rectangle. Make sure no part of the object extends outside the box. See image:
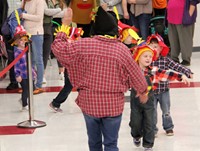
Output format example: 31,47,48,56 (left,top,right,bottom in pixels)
52,32,148,117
